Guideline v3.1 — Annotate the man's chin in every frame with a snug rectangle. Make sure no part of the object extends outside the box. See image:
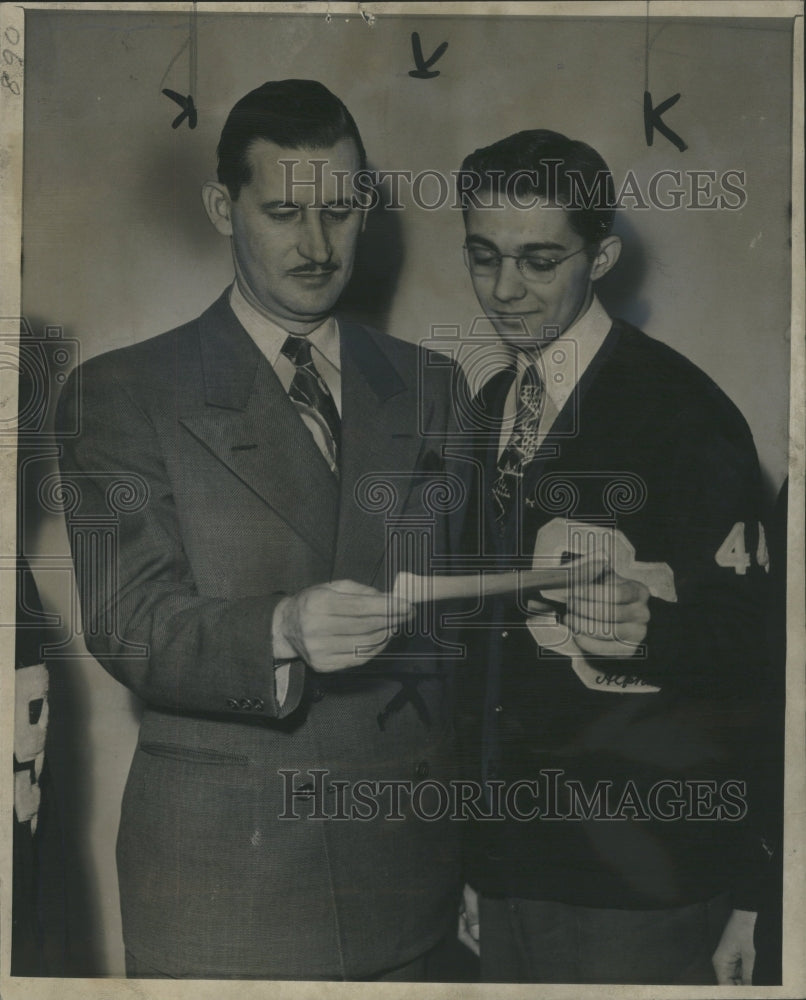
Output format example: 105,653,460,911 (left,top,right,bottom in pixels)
277,293,344,331
494,319,561,353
